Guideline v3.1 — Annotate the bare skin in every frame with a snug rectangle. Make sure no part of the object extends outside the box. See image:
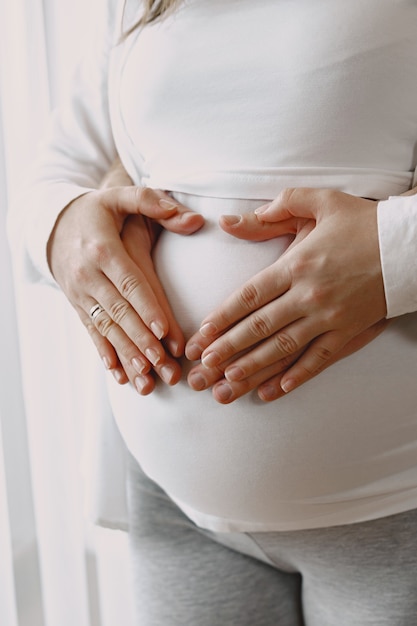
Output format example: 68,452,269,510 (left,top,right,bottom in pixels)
186,188,392,403
50,157,415,402
47,159,204,394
